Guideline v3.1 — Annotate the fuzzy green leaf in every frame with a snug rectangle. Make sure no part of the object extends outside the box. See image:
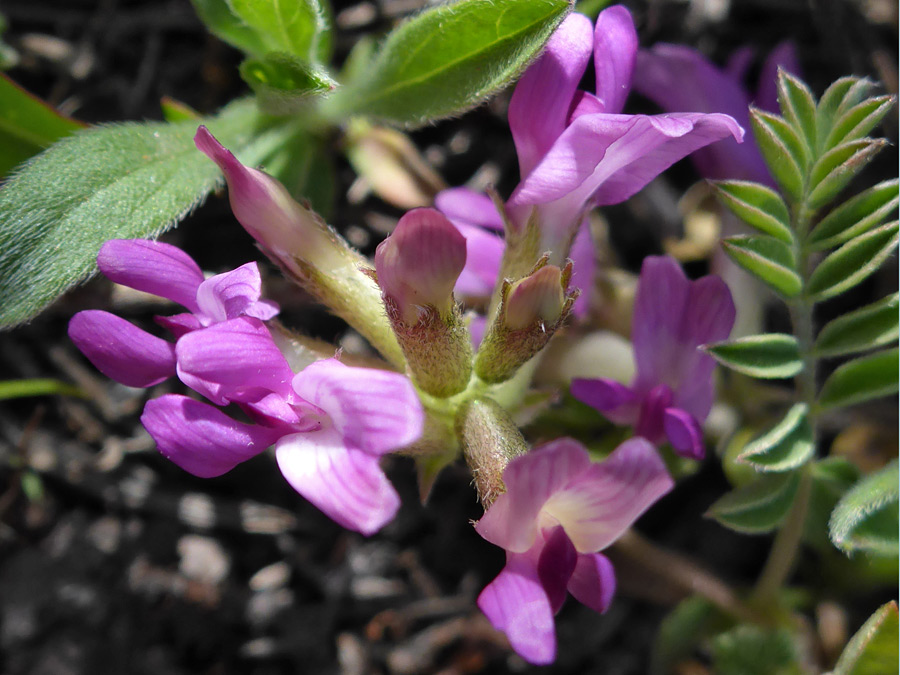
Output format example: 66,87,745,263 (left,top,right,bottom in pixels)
807,221,899,302
825,95,895,150
807,138,887,210
321,0,570,126
814,293,899,358
739,404,814,473
833,602,899,675
706,334,803,379
818,348,899,411
711,625,803,675
776,69,817,153
226,0,332,63
816,77,873,151
714,181,793,243
750,108,807,202
240,51,336,115
722,235,801,298
190,0,272,56
651,596,718,675
808,179,899,251
0,74,85,177
260,130,335,216
829,460,899,556
804,458,861,550
707,471,801,534
0,99,286,329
